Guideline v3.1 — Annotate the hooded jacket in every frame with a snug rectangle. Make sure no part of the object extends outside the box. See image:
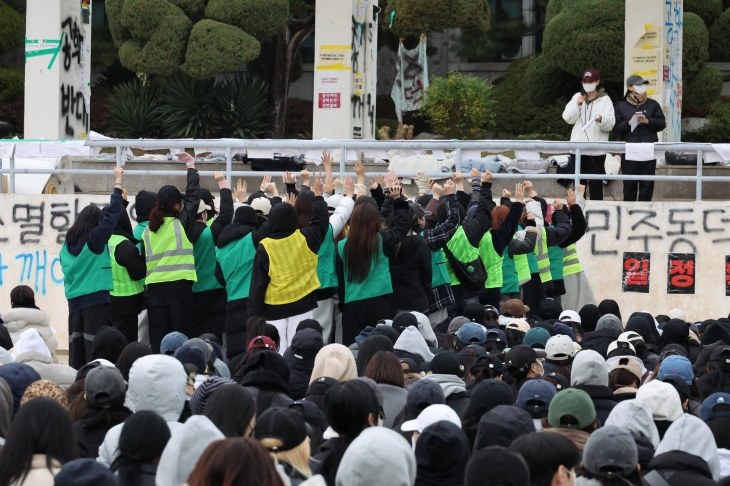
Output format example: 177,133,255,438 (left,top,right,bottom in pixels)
0,307,58,361
73,399,132,459
240,350,293,413
394,327,434,362
283,329,324,400
156,415,225,486
581,329,620,359
12,329,75,389
97,355,187,467
379,383,408,430
647,450,715,486
90,326,128,364
414,421,469,486
335,427,416,486
563,89,616,143
614,96,666,144
571,350,615,425
248,199,329,320
653,414,721,481
411,312,438,348
309,344,358,384
387,232,433,312
604,399,659,470
423,374,469,417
